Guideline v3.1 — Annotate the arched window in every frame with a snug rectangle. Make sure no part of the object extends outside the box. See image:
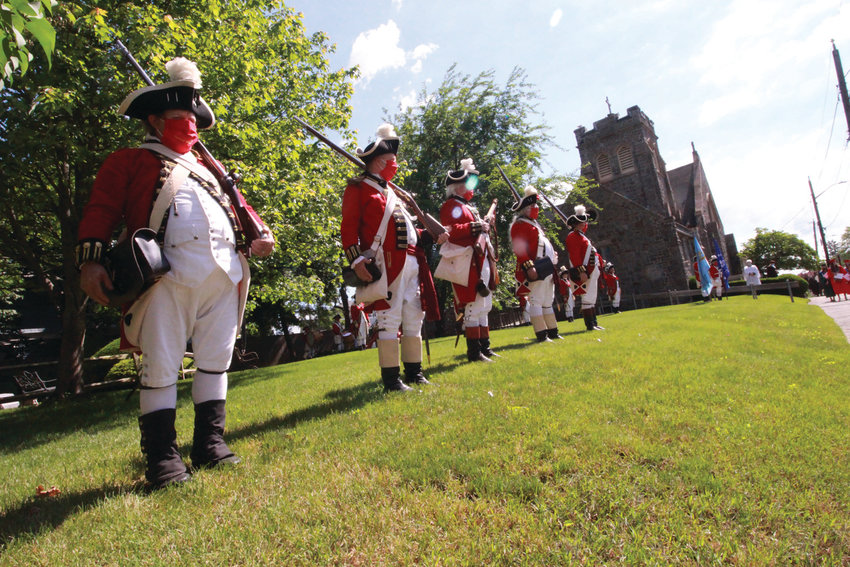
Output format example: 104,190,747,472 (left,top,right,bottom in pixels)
617,145,635,173
596,153,612,180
